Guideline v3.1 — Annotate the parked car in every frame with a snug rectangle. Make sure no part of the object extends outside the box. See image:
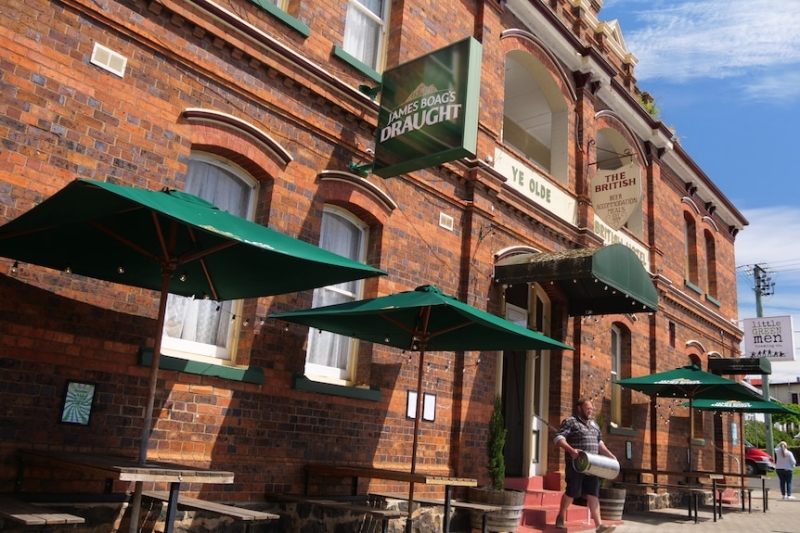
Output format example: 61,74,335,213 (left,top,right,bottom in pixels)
745,440,776,475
